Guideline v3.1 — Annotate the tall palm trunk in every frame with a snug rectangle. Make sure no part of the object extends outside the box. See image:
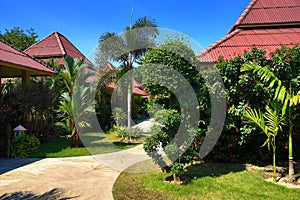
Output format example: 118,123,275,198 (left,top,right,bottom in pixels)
127,86,132,127
127,51,133,128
